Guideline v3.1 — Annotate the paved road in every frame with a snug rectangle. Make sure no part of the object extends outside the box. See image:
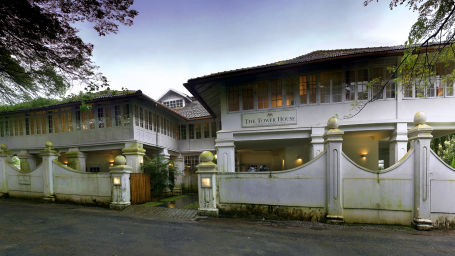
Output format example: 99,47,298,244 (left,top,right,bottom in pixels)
1,199,455,256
